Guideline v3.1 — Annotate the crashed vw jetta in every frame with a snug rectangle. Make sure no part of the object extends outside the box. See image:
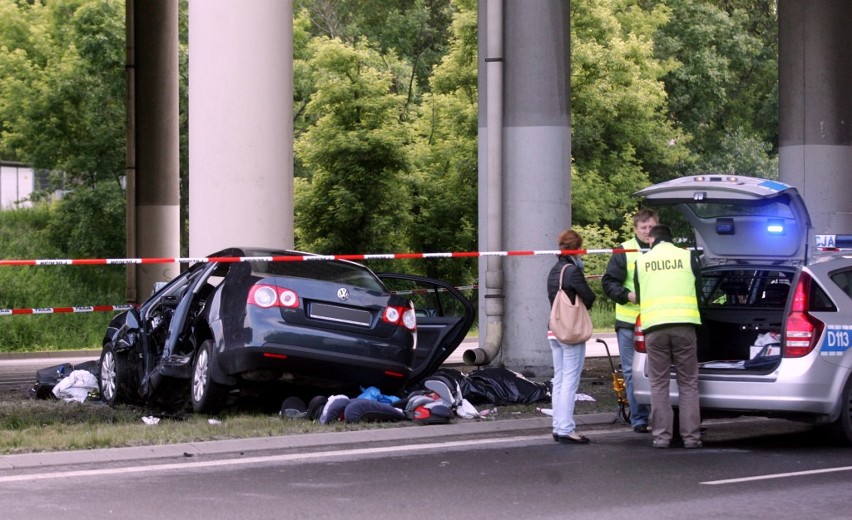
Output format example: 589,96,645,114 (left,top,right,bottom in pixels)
98,247,474,413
